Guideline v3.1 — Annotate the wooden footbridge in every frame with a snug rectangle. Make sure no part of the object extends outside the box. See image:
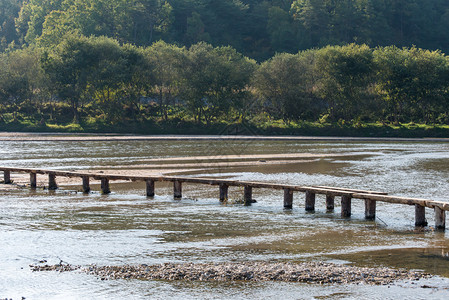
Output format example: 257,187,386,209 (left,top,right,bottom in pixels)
1,167,447,230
